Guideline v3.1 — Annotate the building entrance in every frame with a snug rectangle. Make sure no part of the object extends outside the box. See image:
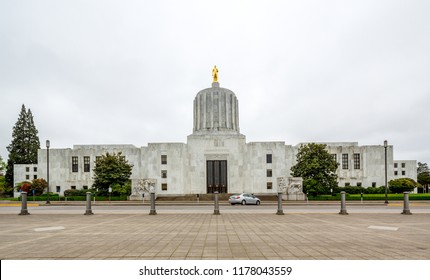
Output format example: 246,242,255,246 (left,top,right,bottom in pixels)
206,160,227,193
